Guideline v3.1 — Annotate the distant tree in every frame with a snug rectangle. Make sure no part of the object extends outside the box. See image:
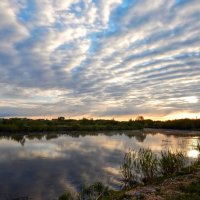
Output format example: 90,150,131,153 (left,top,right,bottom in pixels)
58,117,65,121
136,116,144,121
